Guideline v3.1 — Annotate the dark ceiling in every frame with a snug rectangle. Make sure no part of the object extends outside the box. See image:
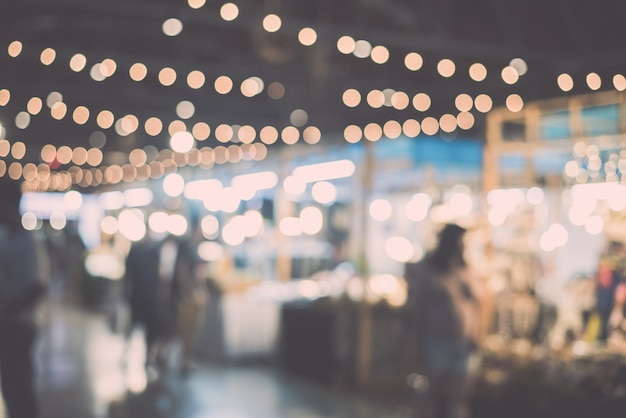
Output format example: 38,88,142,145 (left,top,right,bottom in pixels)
1,0,625,171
